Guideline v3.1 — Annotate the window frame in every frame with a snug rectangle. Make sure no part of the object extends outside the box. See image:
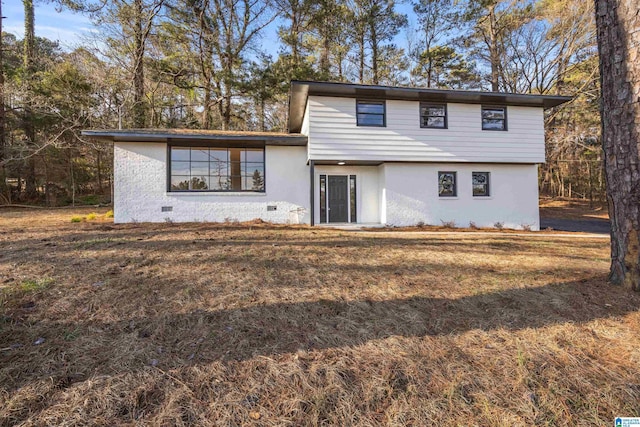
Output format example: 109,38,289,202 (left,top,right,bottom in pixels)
438,171,457,197
420,102,448,129
472,171,491,197
167,144,266,193
356,99,386,127
481,105,508,131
